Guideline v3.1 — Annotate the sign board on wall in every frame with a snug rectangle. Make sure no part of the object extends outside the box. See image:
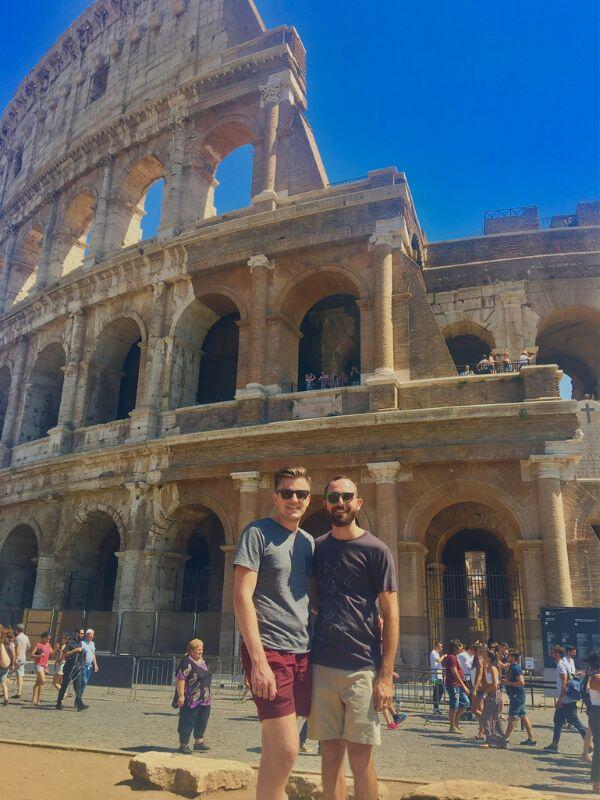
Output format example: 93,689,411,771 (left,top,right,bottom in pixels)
540,607,600,669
